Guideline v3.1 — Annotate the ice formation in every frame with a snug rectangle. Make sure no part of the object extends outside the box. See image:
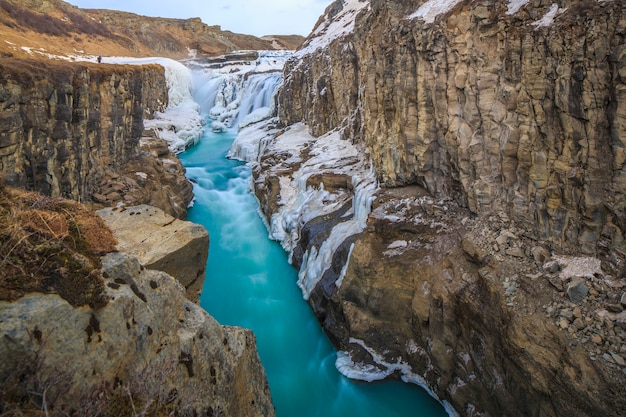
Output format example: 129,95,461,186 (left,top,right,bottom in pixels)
336,338,460,417
106,57,205,153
